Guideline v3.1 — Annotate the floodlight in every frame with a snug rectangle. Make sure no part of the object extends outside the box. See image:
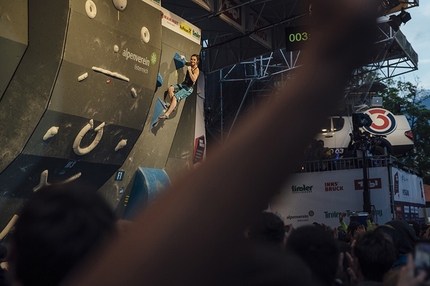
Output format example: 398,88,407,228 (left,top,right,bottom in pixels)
388,14,402,31
399,9,411,23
